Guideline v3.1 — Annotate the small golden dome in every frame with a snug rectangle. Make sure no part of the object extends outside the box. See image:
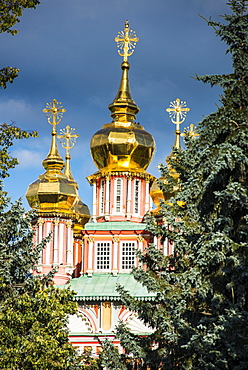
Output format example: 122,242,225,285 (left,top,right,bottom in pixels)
26,99,90,227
